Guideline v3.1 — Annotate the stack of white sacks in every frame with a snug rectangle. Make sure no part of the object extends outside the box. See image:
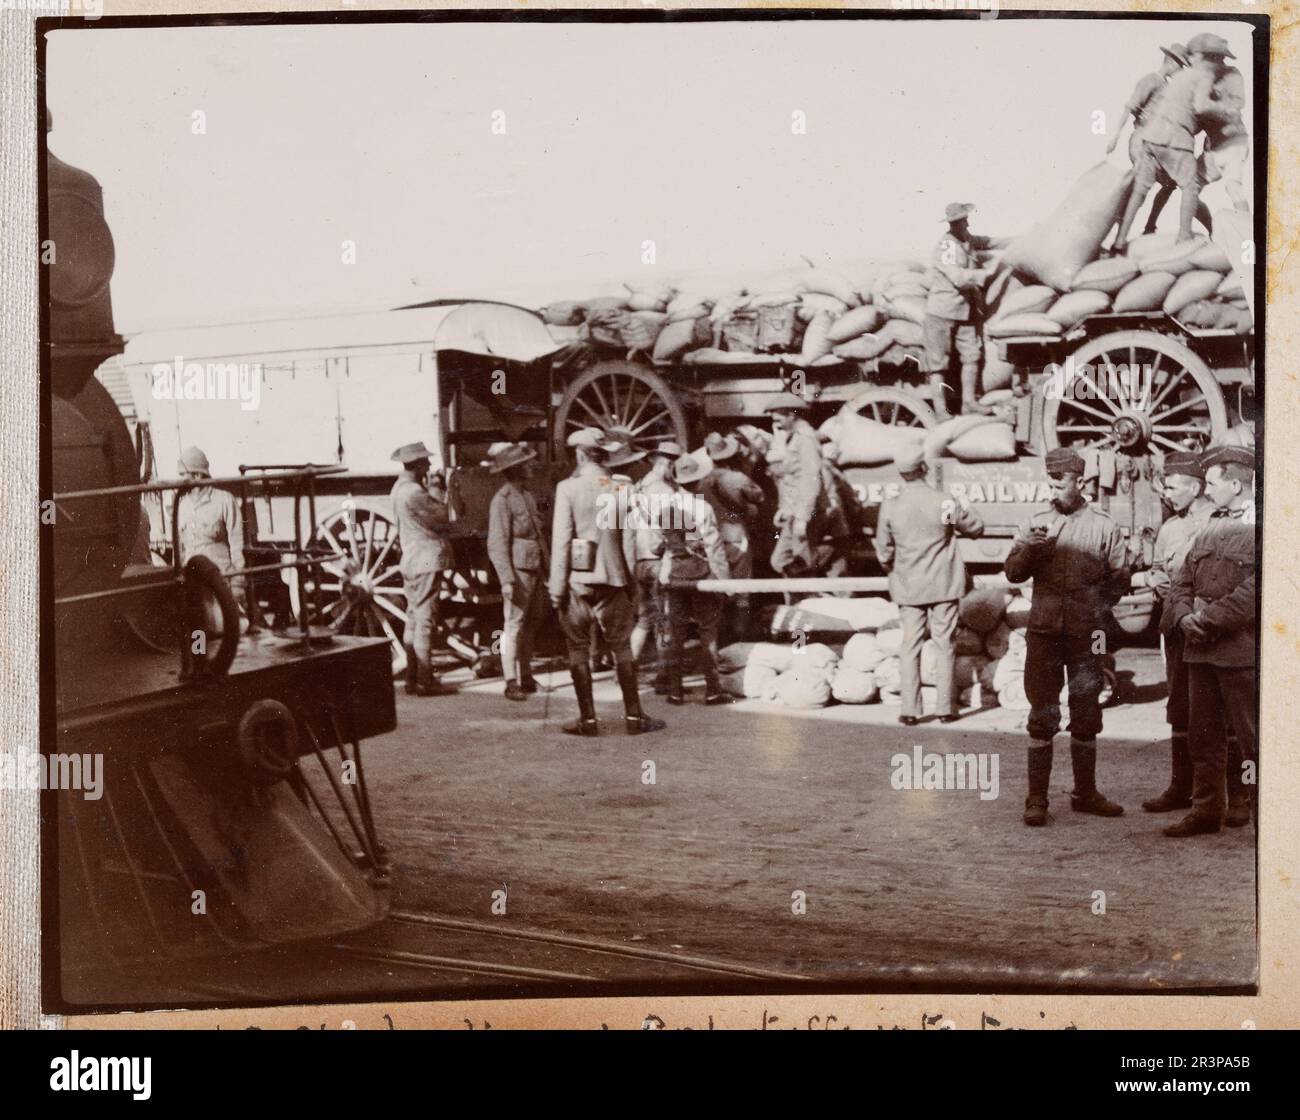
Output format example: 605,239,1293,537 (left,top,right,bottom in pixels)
538,259,937,367
717,586,1041,712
